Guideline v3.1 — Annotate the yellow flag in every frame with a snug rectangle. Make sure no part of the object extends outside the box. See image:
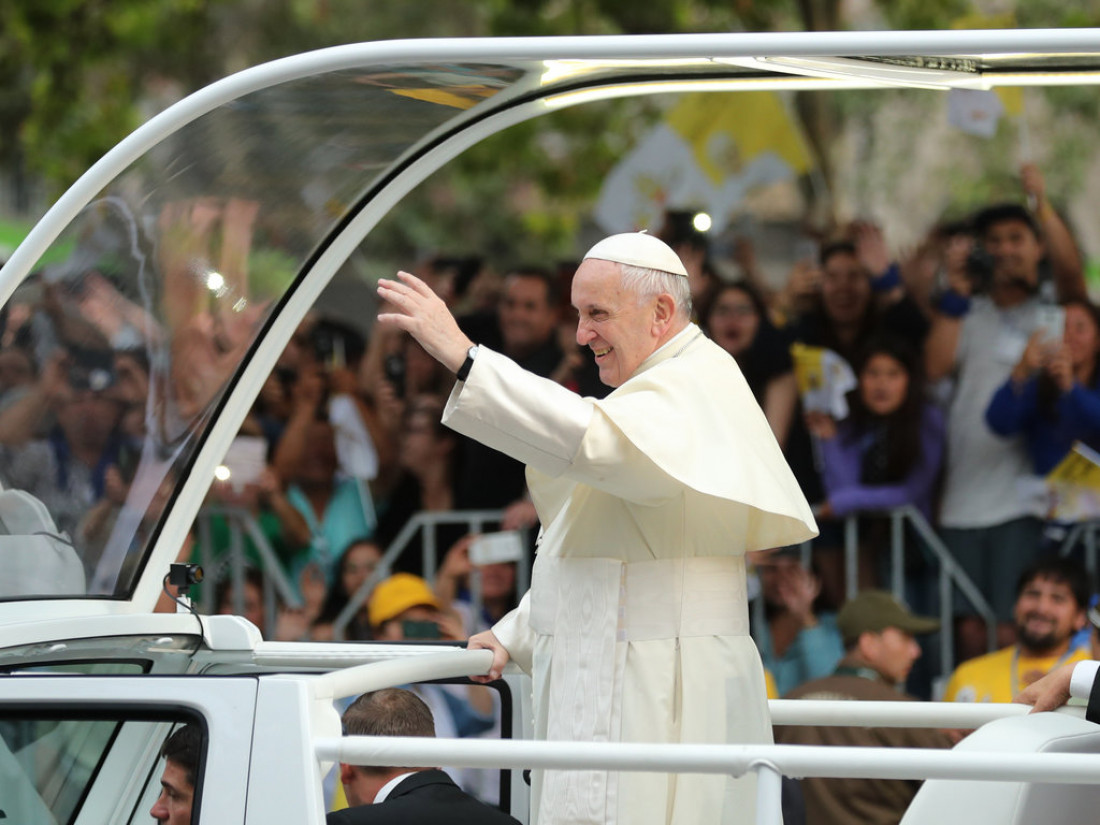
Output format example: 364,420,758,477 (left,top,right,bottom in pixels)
665,92,813,187
995,87,1024,117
